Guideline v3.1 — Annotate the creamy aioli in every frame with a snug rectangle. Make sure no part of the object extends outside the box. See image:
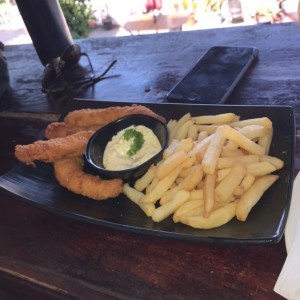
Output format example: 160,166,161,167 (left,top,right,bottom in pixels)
103,125,161,170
